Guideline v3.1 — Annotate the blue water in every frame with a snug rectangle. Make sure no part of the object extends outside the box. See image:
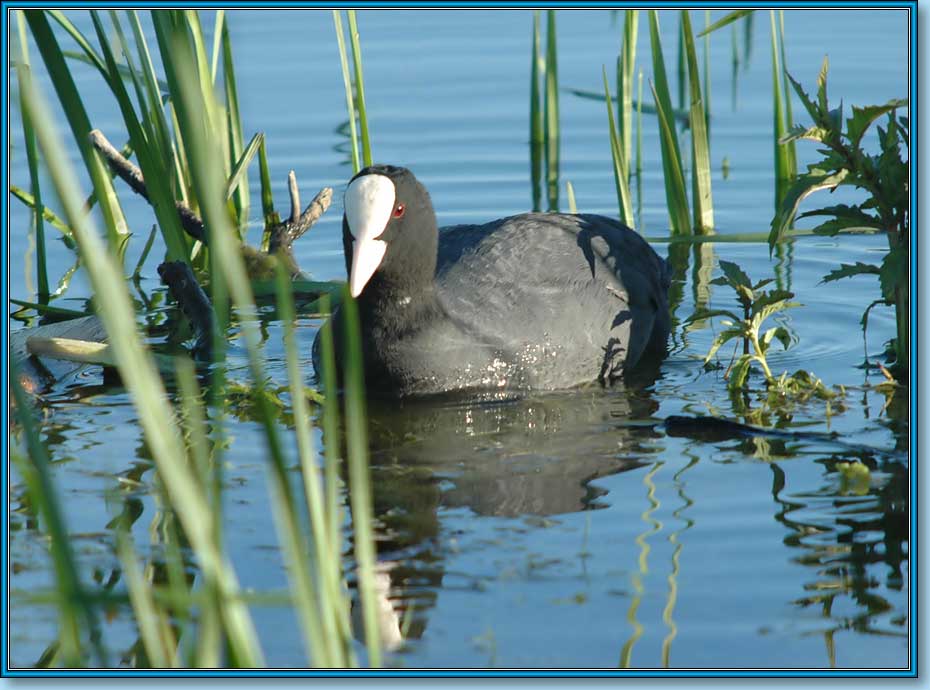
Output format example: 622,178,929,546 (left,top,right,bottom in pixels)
8,9,910,669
